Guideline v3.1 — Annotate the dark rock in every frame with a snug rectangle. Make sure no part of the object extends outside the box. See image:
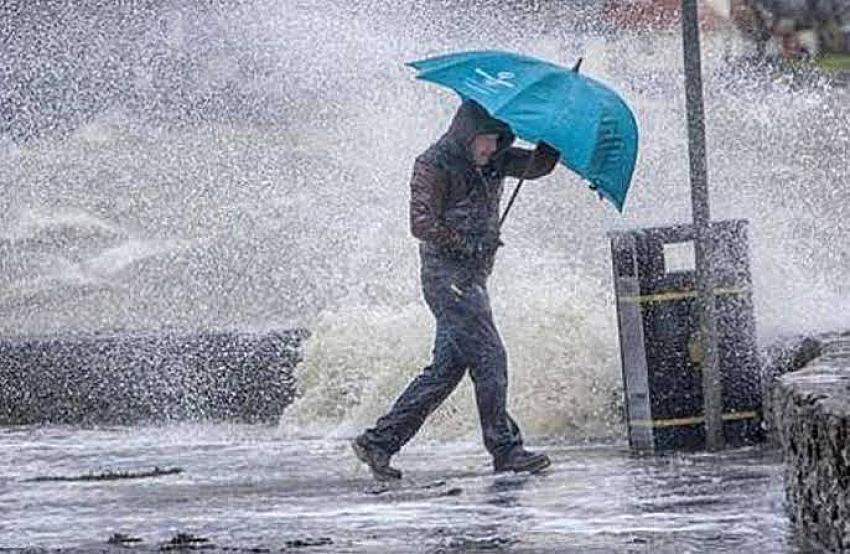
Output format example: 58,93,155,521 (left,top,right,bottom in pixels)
107,533,143,545
161,533,213,551
282,537,333,549
28,466,182,483
0,329,308,425
441,535,516,551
